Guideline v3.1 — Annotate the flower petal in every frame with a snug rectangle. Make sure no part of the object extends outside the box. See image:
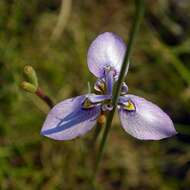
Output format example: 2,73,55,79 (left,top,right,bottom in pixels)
118,95,177,140
41,95,101,140
87,32,126,78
